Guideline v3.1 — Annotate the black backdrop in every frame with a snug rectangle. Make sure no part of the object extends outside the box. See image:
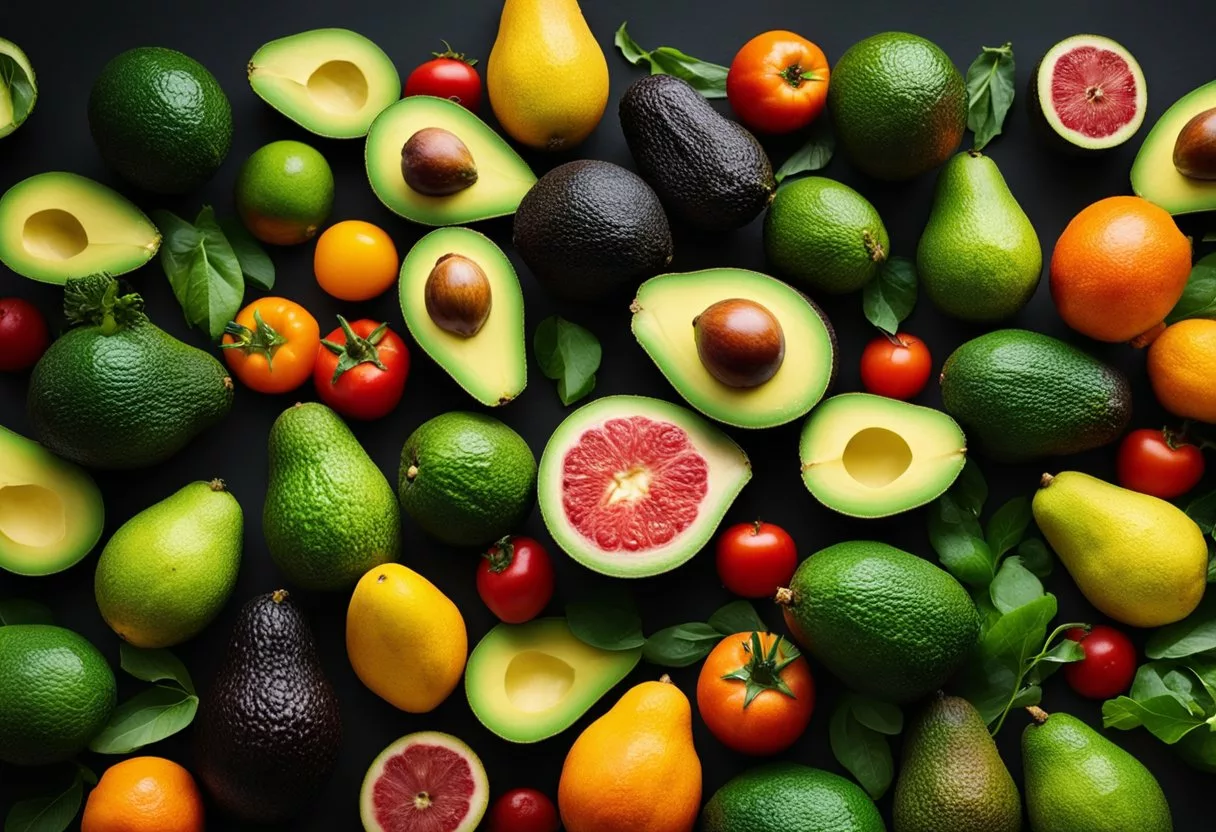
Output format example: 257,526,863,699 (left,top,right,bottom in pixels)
1,0,1212,828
